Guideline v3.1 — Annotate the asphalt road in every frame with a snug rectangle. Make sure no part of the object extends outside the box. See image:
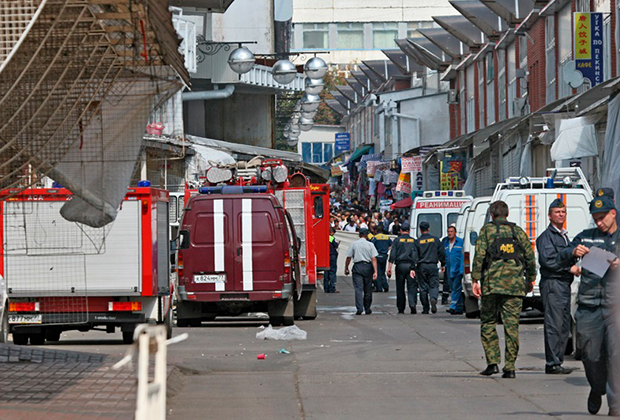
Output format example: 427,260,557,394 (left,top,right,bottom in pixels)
43,232,600,419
